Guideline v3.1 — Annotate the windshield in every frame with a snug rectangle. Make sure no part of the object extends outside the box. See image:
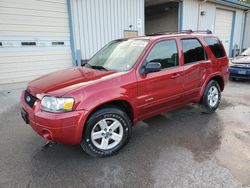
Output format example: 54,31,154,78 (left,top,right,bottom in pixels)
86,39,148,71
241,48,250,56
